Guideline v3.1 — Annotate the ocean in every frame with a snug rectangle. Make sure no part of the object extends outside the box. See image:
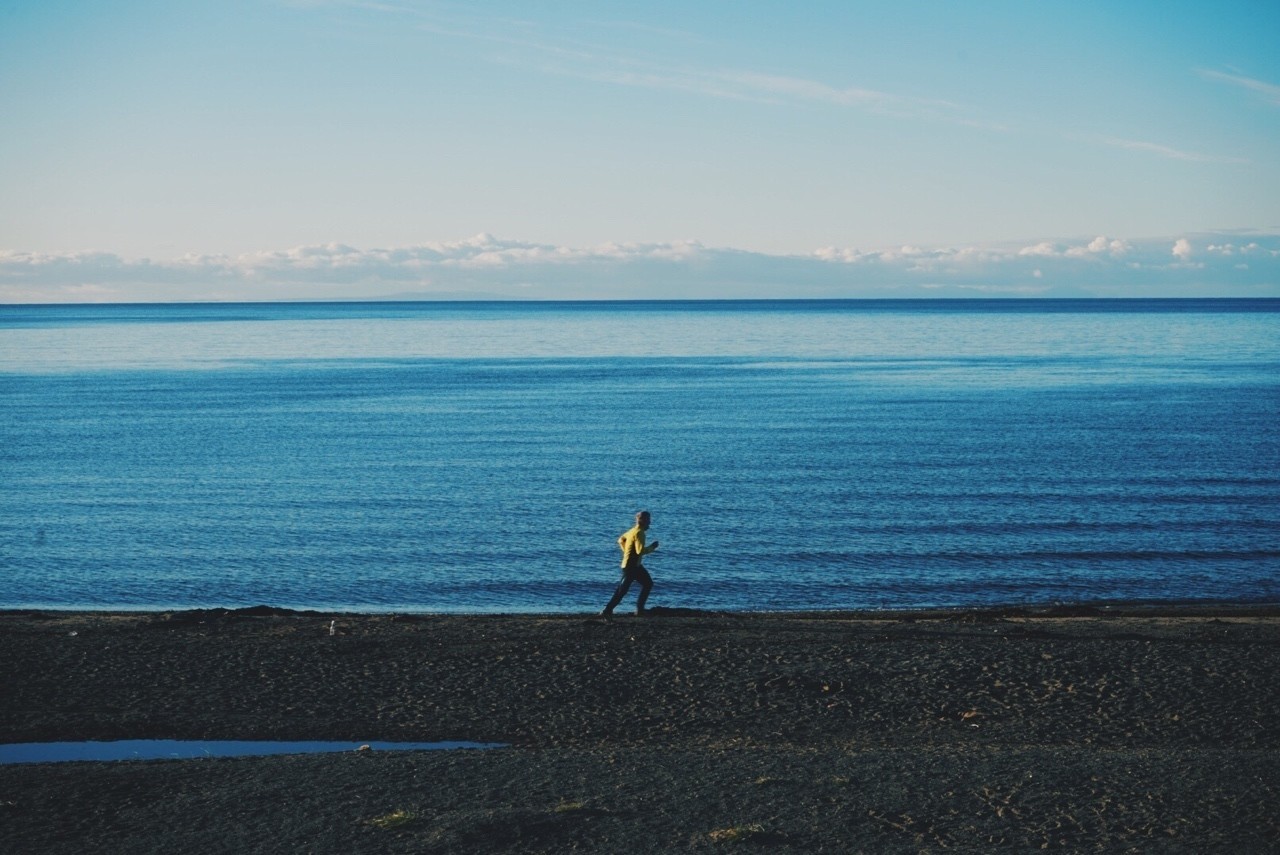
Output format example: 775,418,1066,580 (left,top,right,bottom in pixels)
2,299,1278,613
